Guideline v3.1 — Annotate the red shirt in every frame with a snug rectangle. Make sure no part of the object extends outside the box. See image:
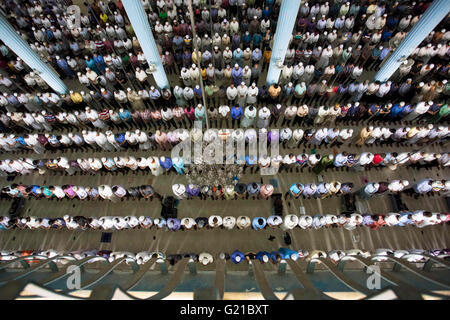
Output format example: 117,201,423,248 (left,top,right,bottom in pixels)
372,154,383,165
184,107,195,120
